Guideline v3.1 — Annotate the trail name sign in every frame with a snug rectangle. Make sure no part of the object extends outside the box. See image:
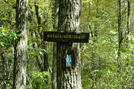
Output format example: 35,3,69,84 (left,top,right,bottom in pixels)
44,31,89,43
44,31,89,68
